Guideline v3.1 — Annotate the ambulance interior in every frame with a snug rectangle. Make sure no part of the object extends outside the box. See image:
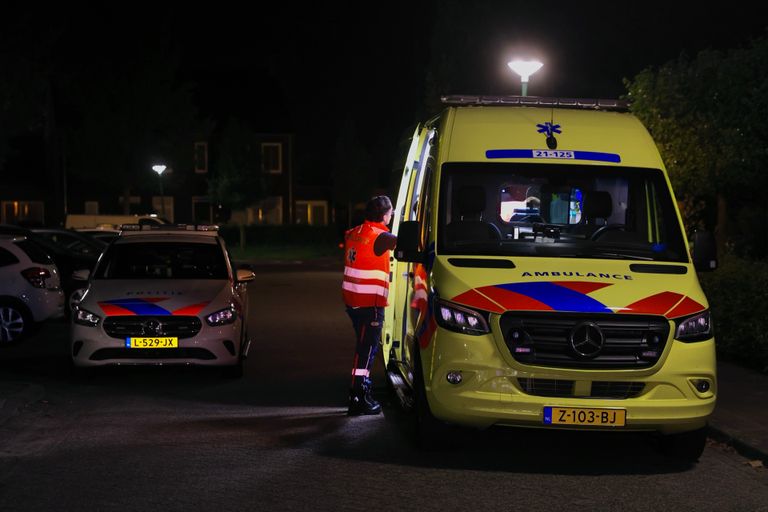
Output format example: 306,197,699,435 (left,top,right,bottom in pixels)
438,163,688,262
